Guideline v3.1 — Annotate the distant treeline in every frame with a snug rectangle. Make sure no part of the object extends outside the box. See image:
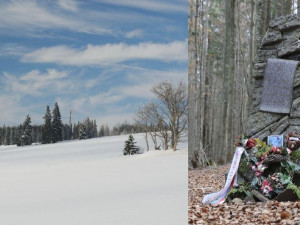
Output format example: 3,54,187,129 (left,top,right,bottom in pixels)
0,103,145,146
